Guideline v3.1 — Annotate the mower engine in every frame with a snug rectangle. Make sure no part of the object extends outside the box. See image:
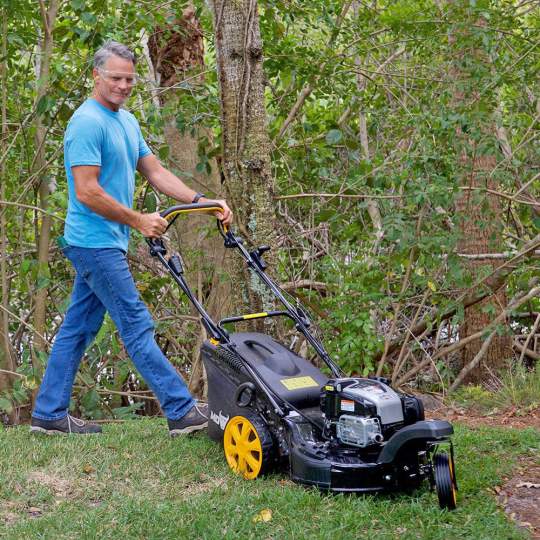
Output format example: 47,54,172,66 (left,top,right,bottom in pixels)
321,378,424,448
